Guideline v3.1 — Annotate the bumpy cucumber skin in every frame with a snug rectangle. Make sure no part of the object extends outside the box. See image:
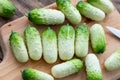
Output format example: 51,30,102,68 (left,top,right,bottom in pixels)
51,59,83,78
75,23,89,57
0,0,16,17
22,68,54,80
90,24,106,53
85,54,103,80
42,28,57,64
58,24,75,61
9,32,28,63
56,0,81,25
77,1,105,21
105,50,120,71
24,25,42,61
28,8,65,25
88,0,114,14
